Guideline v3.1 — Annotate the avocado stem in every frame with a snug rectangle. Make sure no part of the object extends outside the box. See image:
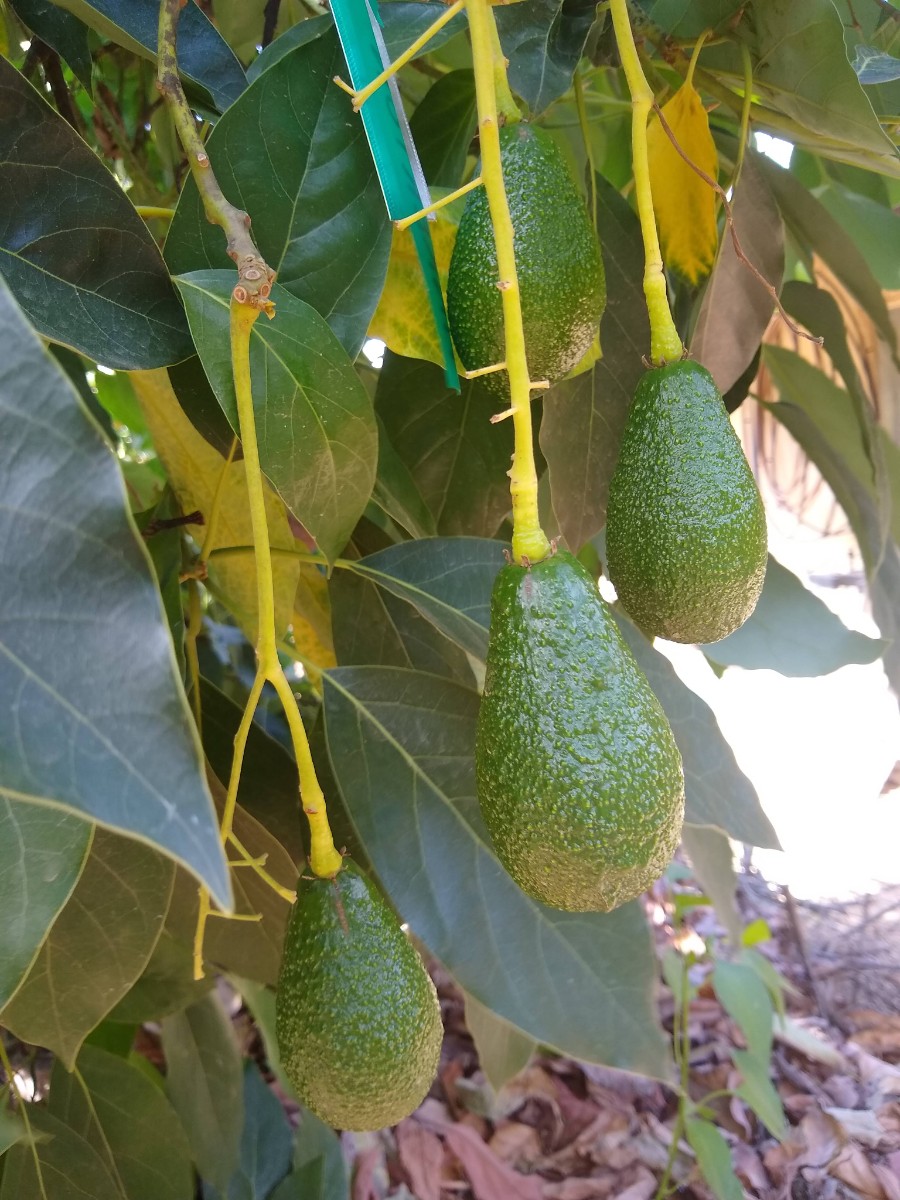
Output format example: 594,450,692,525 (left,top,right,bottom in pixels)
394,176,483,230
608,0,684,365
465,0,551,566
